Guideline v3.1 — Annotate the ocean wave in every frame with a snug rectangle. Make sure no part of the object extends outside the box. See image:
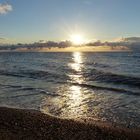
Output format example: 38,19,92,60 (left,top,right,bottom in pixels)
0,84,61,98
0,65,140,90
8,92,60,98
68,82,140,96
84,69,140,87
85,62,111,68
0,69,69,82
